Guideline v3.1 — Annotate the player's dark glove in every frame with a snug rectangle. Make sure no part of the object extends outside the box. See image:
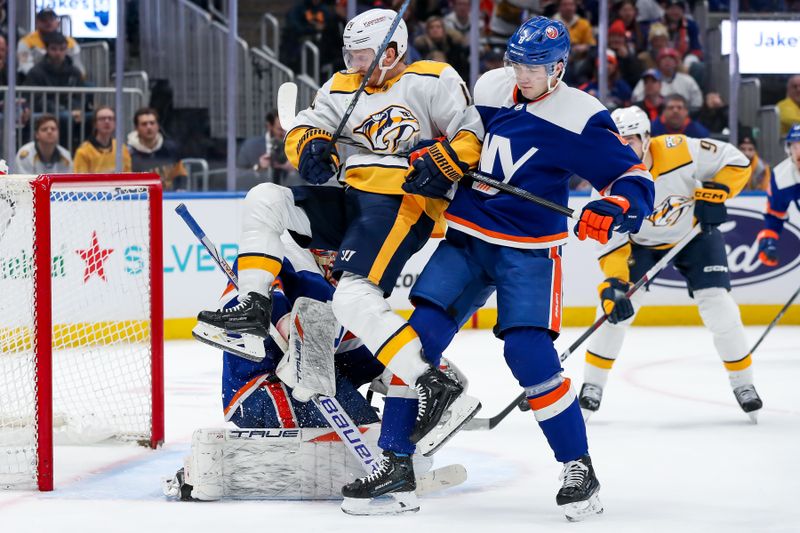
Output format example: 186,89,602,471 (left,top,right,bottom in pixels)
757,229,779,267
693,181,729,231
598,277,634,324
297,129,340,185
574,195,642,244
402,139,468,200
